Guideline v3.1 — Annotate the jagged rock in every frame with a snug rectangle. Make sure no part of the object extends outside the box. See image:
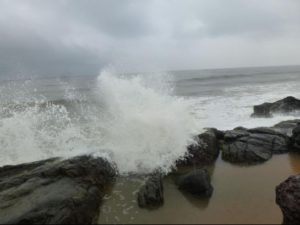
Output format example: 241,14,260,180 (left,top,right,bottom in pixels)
252,96,300,118
0,156,116,224
276,174,300,224
176,169,213,197
137,174,164,209
222,126,290,164
178,128,222,166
